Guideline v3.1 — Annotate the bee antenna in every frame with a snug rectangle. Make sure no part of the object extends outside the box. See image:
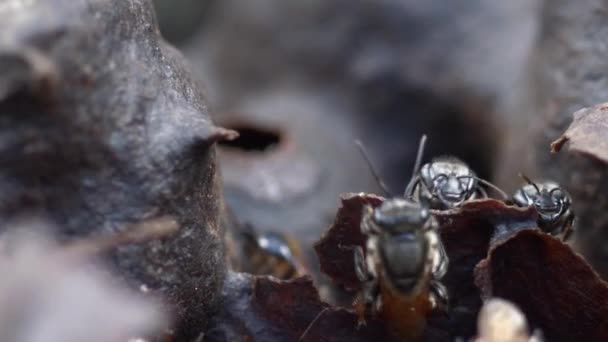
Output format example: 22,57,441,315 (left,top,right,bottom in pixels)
458,175,509,200
355,140,394,197
298,308,329,342
404,134,427,197
412,134,427,180
518,173,541,195
477,177,509,200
